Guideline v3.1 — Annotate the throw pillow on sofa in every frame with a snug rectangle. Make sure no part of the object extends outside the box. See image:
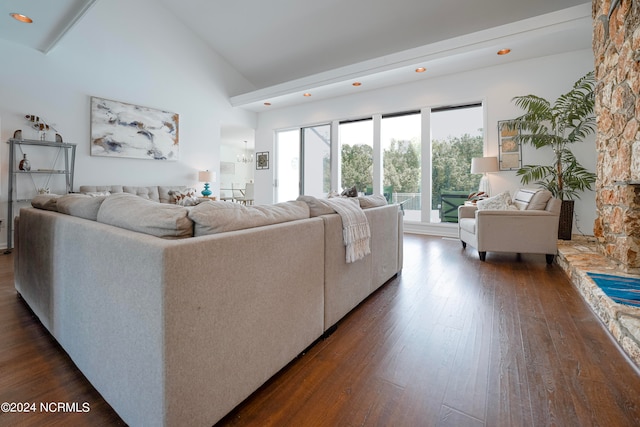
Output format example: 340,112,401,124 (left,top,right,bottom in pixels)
476,191,517,210
169,188,199,206
513,188,552,210
524,189,552,210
